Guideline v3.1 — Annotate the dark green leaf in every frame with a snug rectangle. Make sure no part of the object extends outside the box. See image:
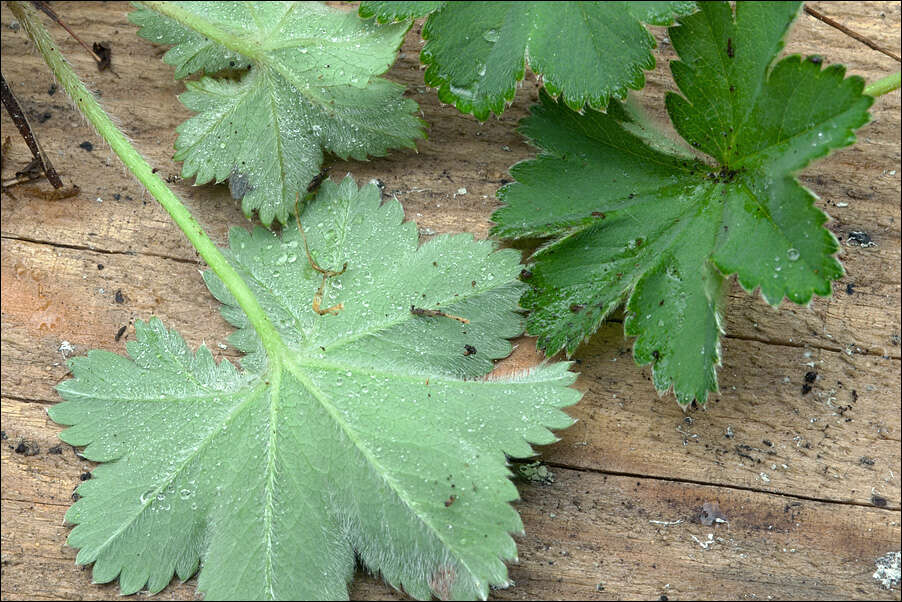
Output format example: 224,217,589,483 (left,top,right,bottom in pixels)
492,2,872,407
359,1,697,119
